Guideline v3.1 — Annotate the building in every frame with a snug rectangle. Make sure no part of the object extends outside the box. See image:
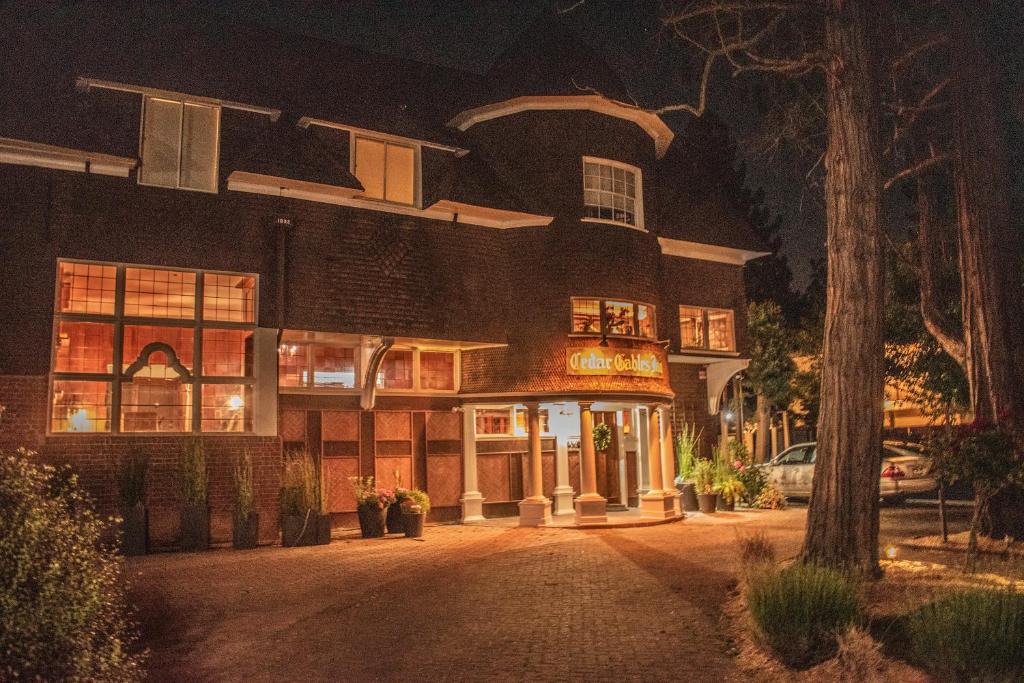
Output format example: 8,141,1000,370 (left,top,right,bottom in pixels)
0,7,766,545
